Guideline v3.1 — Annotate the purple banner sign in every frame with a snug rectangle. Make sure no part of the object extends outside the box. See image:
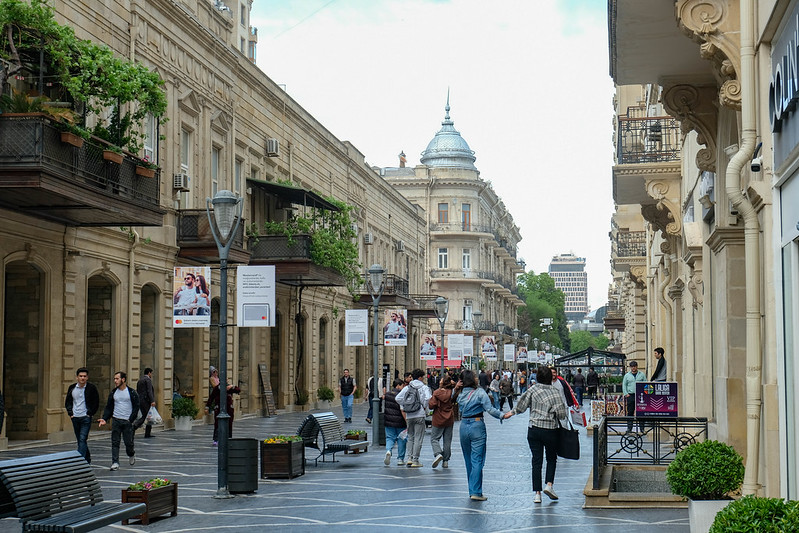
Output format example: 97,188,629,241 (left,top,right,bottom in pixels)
635,381,678,417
